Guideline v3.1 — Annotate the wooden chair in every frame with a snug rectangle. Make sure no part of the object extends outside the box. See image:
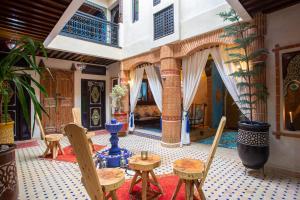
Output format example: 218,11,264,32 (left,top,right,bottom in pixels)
64,123,125,200
172,117,226,200
36,115,64,159
72,107,96,152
